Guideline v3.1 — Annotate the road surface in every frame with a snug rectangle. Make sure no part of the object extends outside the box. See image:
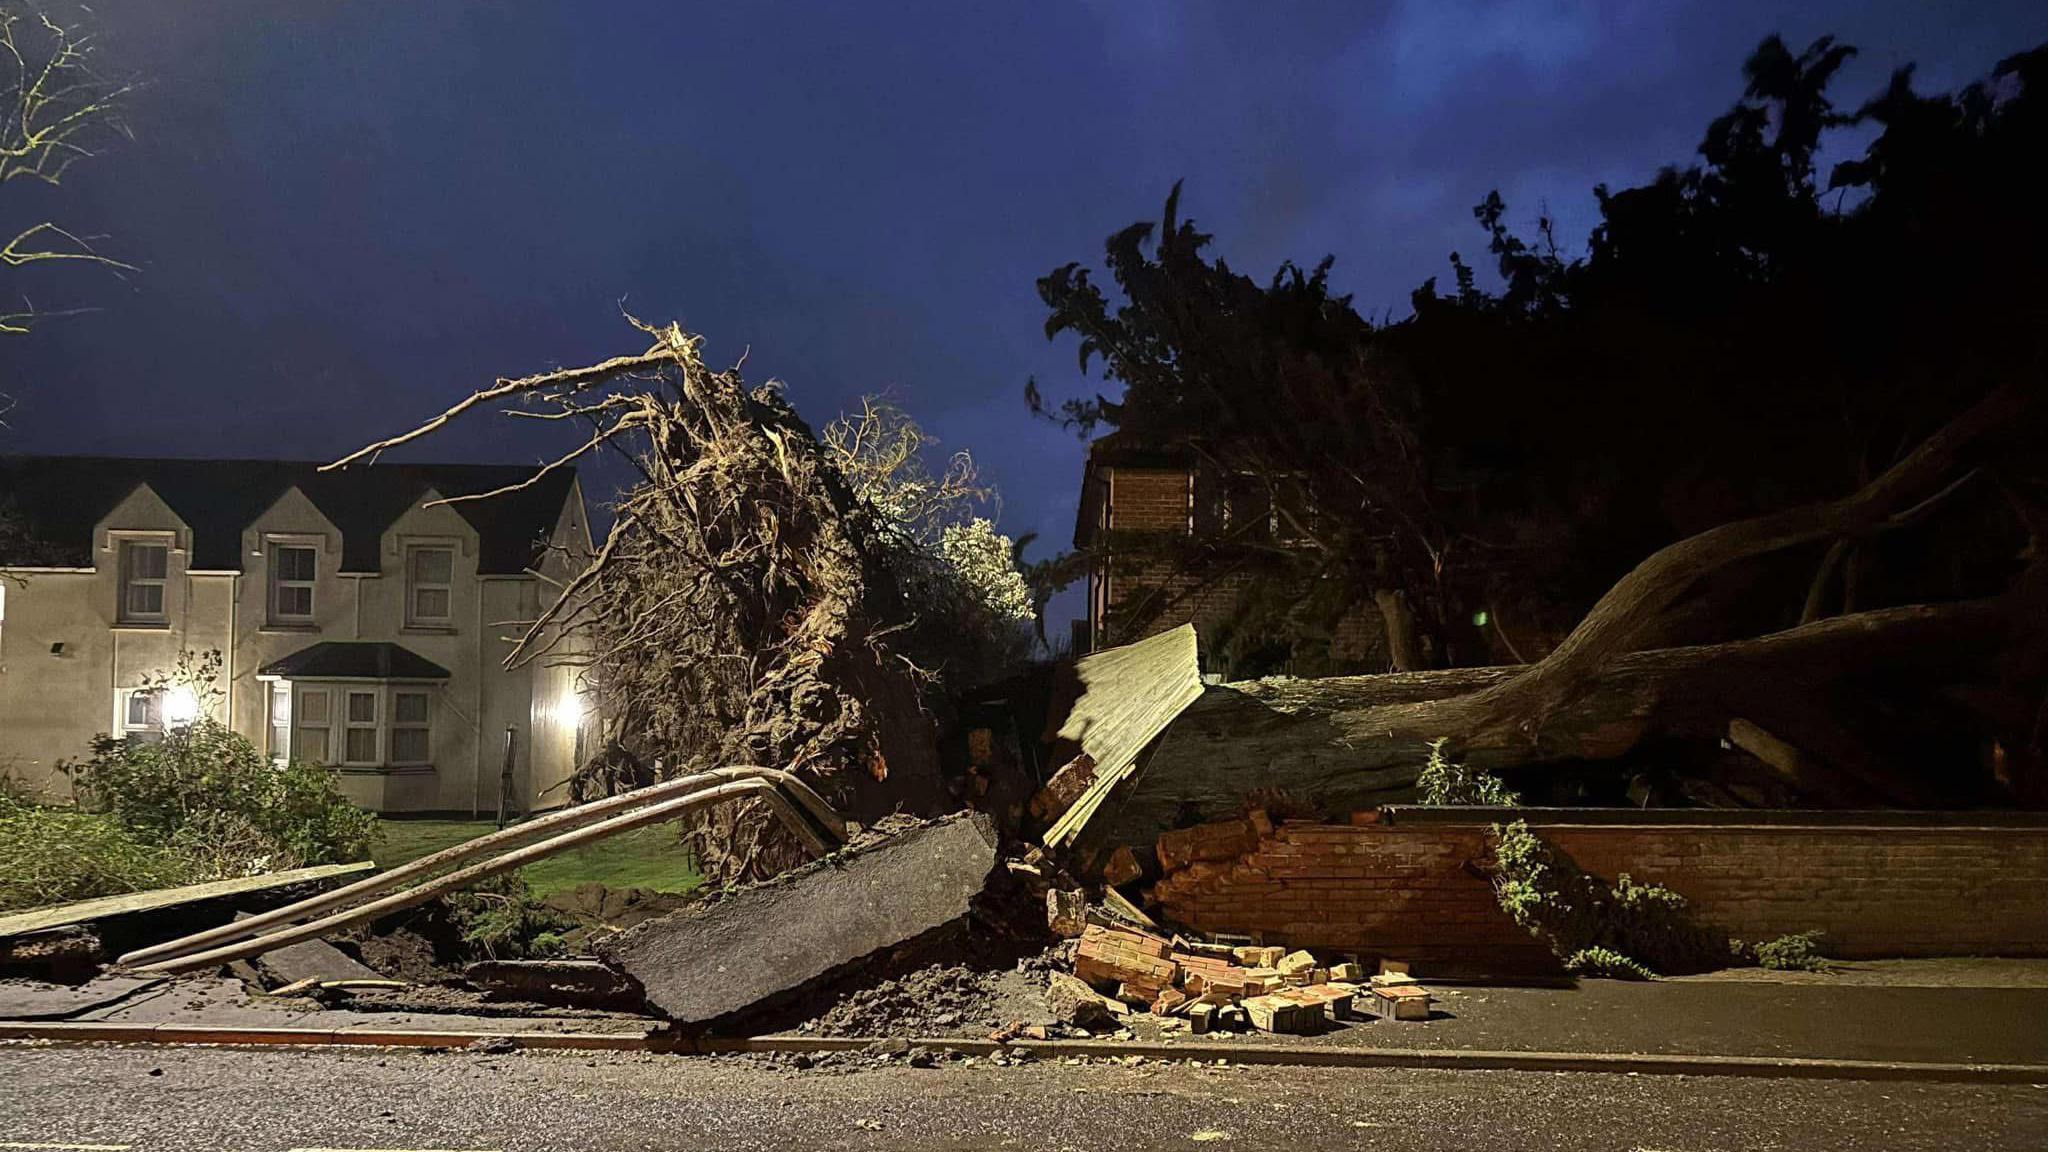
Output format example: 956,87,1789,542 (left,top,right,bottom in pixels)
2,1042,2044,1150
